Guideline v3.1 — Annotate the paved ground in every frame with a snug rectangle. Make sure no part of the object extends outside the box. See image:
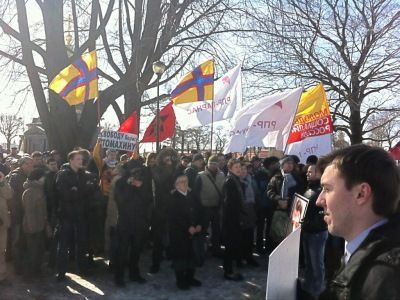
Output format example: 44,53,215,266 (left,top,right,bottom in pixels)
0,251,268,300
